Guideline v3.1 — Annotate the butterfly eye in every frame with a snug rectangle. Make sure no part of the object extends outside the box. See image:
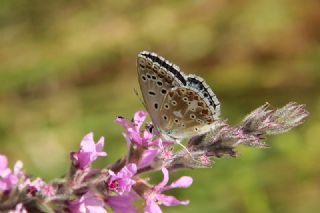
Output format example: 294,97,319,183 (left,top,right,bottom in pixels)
162,115,168,120
190,114,196,119
174,119,179,124
164,104,169,109
183,97,188,102
151,75,157,80
146,74,151,79
171,100,177,106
